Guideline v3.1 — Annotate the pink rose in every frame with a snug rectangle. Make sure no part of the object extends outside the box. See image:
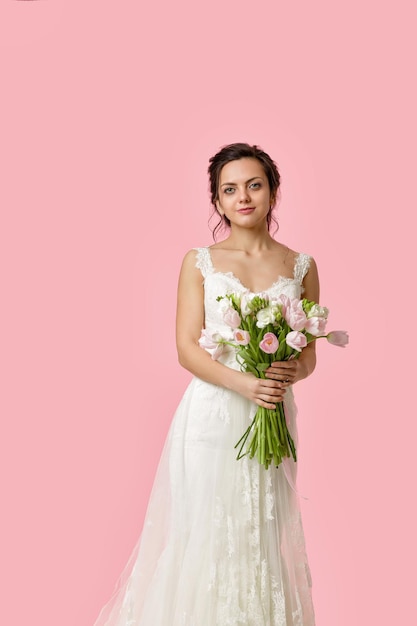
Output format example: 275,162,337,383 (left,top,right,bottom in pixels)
304,316,327,336
286,330,307,352
326,330,349,347
223,307,241,329
259,332,279,354
234,329,251,346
